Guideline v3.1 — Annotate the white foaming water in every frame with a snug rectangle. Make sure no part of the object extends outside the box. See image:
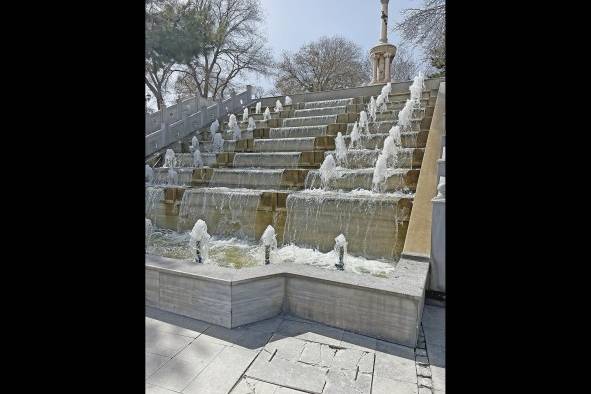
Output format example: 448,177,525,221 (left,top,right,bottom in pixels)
228,114,238,129
381,82,391,101
285,96,292,105
389,125,402,146
163,149,176,168
147,231,396,276
242,107,249,122
368,96,377,123
335,132,348,166
442,146,446,160
359,110,369,133
247,116,256,132
371,153,388,192
167,167,178,185
409,71,425,103
145,165,154,184
191,136,199,152
232,123,242,140
397,99,413,129
212,133,224,153
261,225,277,249
274,100,283,112
145,187,164,220
193,149,203,167
319,154,338,189
210,119,219,137
263,107,271,120
255,102,261,114
349,121,361,149
189,219,211,262
334,233,347,261
145,218,153,246
376,92,386,113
